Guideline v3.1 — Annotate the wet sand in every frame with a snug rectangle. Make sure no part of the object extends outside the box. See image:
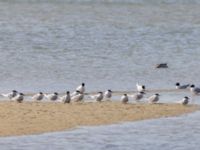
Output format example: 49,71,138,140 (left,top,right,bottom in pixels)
0,101,199,137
